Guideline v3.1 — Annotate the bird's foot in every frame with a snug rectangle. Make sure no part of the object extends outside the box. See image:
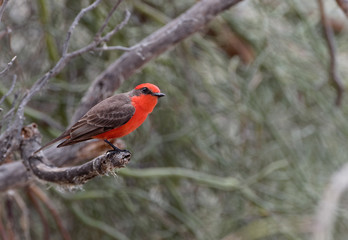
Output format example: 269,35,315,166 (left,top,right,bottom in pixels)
106,148,131,161
107,148,130,154
104,139,131,156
